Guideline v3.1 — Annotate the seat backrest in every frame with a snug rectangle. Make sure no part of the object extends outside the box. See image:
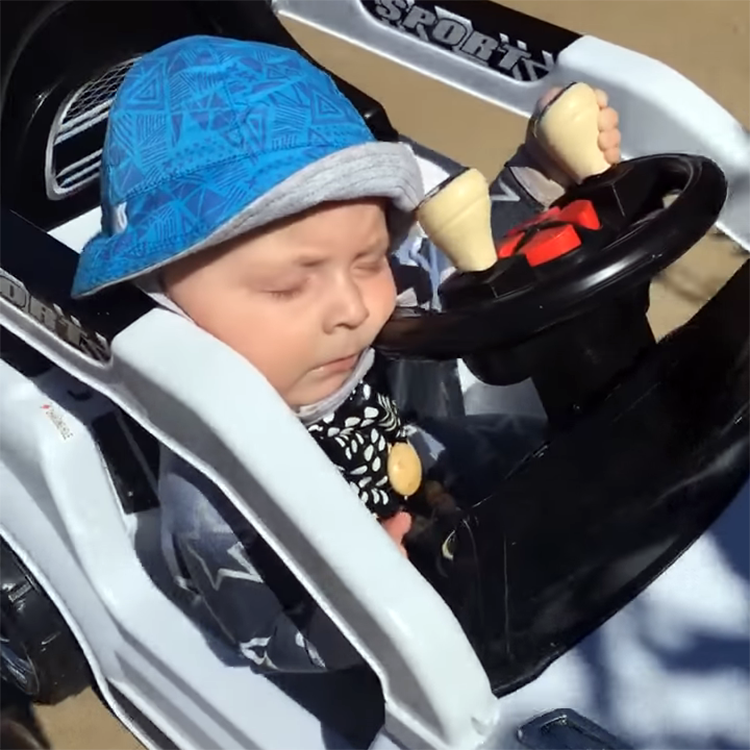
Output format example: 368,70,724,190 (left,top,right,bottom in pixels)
0,0,397,233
